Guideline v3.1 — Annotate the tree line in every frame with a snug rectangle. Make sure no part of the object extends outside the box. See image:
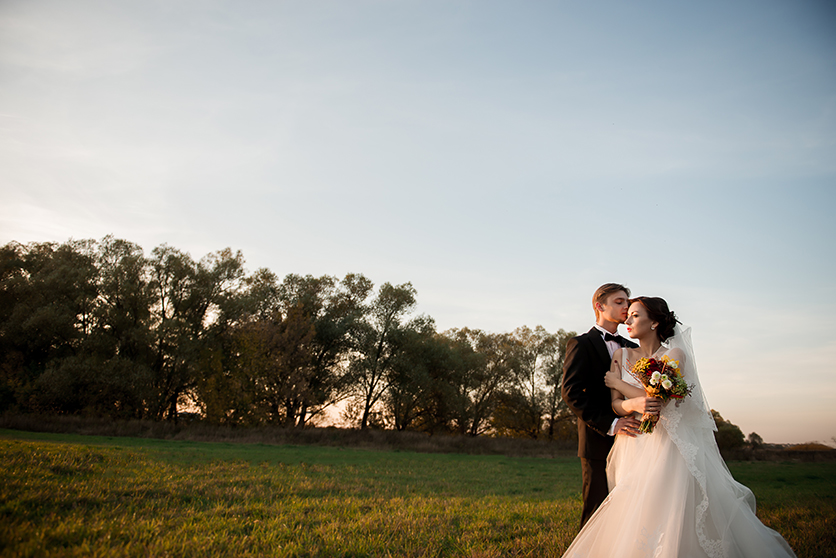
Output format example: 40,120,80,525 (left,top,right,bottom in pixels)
0,237,579,439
